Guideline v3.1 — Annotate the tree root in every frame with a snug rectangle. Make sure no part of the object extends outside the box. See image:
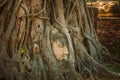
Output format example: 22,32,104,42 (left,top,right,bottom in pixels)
87,55,120,78
0,0,7,7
